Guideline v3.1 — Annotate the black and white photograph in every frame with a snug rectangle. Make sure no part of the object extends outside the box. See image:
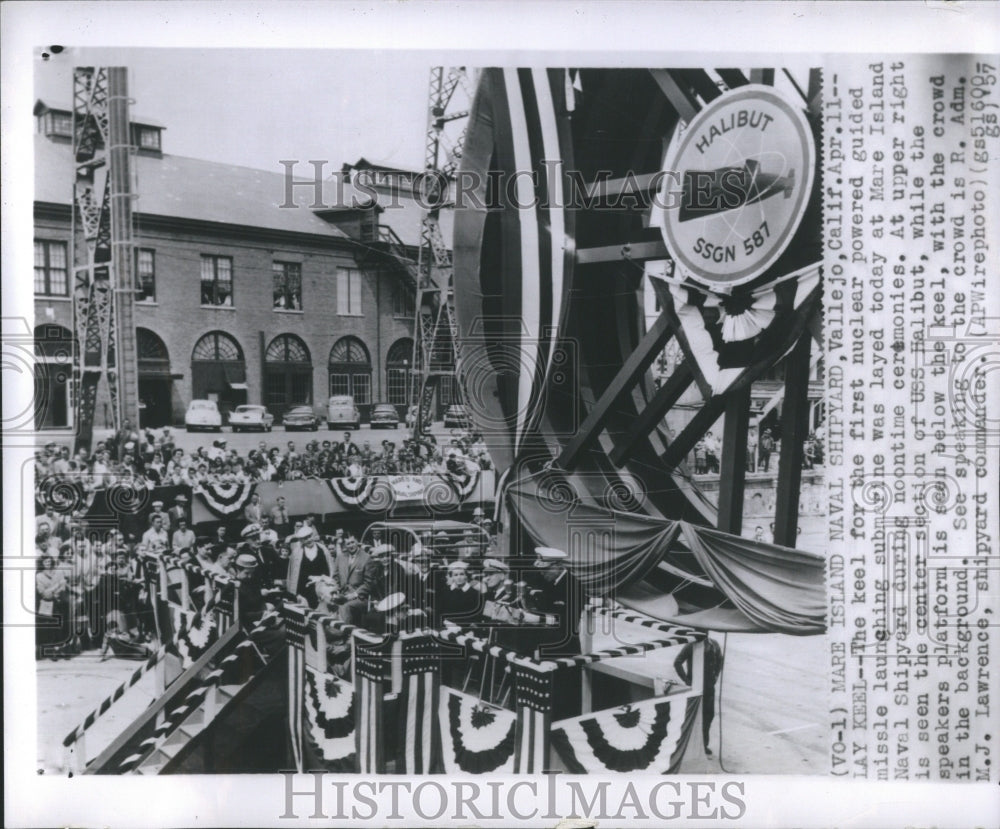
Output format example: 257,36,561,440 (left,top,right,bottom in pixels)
3,3,998,828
